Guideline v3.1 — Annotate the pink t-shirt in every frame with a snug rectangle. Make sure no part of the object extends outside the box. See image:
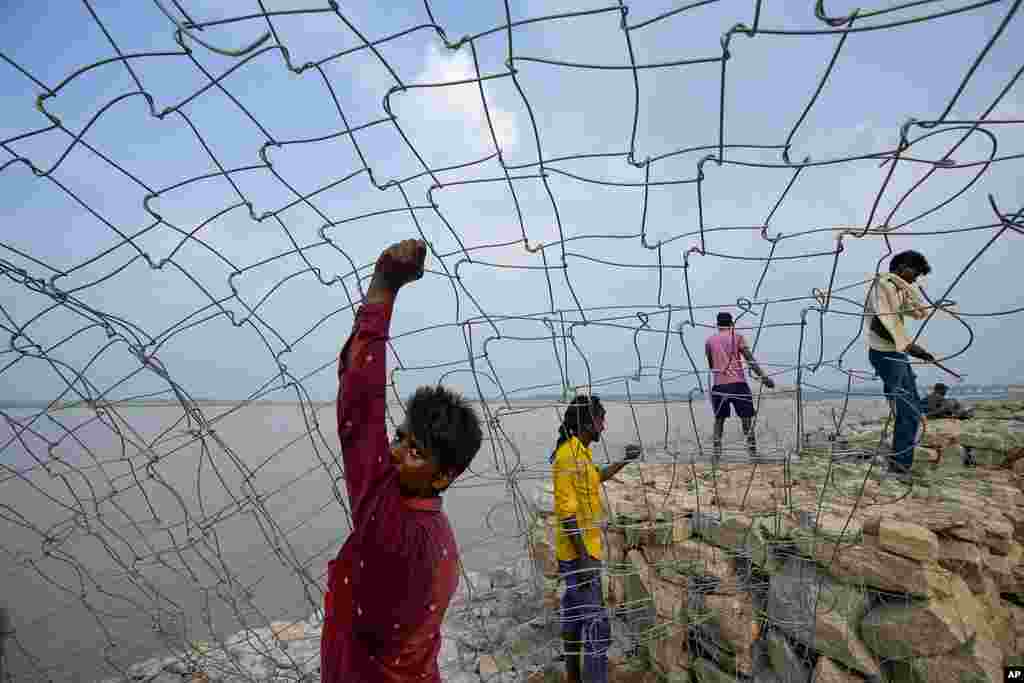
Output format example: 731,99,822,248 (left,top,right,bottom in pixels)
706,330,748,386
